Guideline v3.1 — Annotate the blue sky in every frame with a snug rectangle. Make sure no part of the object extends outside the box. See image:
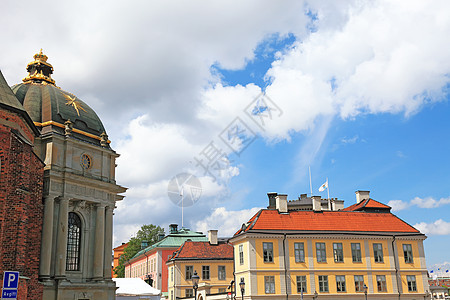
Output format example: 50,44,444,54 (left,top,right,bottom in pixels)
1,0,449,270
